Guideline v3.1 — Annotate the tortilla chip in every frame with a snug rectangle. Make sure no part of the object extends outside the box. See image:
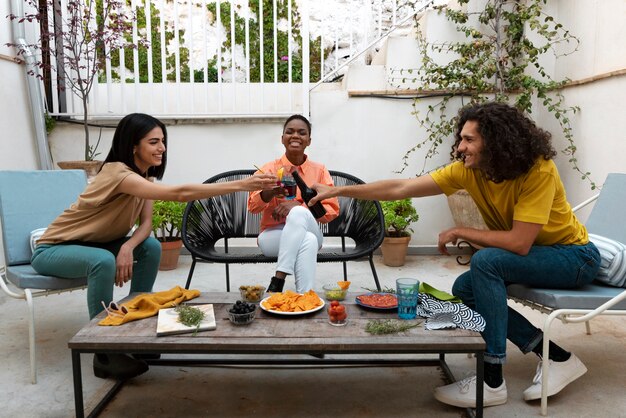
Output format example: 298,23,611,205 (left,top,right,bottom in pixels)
337,281,351,291
261,289,322,312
